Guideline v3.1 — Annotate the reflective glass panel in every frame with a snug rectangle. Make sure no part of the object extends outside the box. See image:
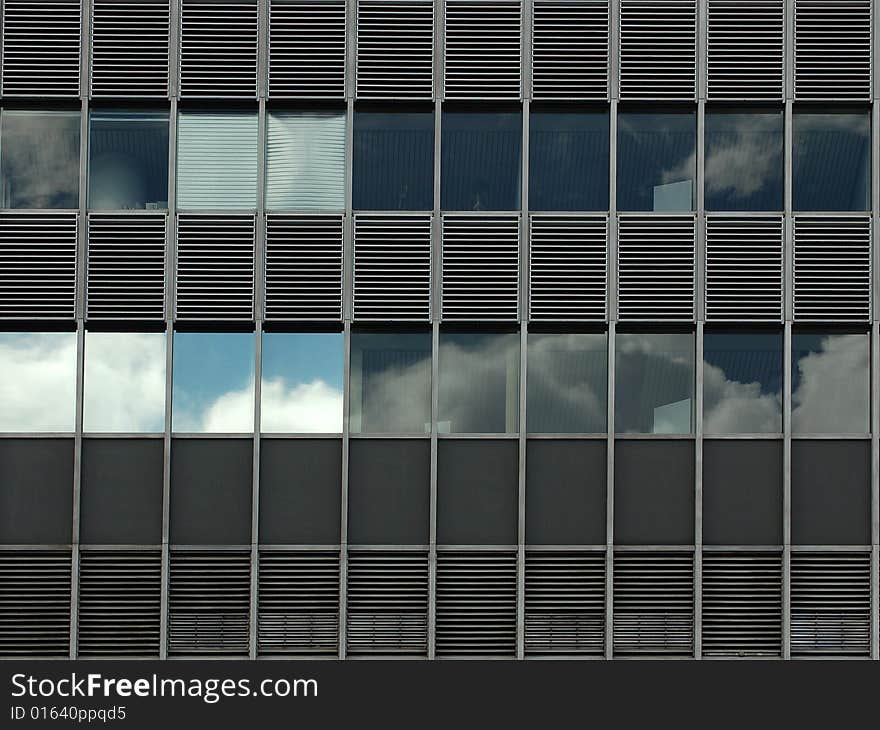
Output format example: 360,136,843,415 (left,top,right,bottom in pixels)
439,332,520,433
703,332,782,434
261,332,344,433
615,332,694,434
350,331,432,433
792,332,870,433
171,332,255,433
527,332,607,433
0,110,80,209
704,111,784,211
0,332,77,431
84,332,166,432
617,112,695,212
